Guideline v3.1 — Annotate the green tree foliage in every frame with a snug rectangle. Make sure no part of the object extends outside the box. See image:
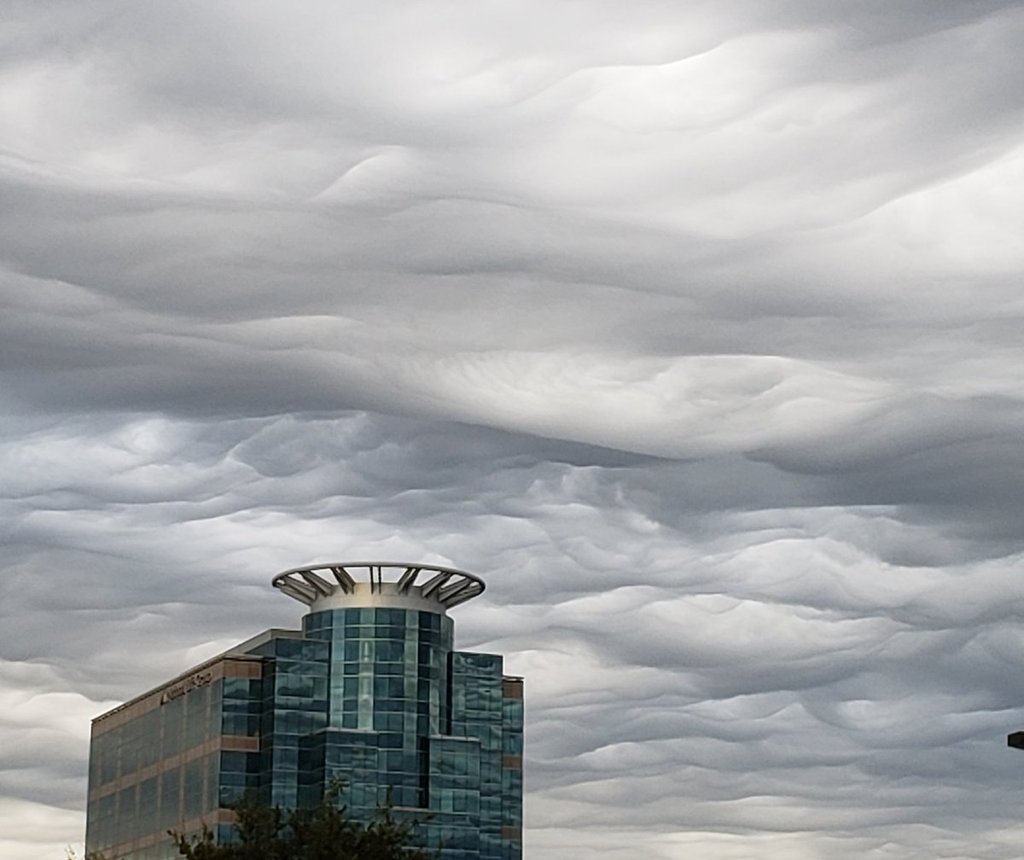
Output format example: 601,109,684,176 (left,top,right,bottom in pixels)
173,785,437,860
